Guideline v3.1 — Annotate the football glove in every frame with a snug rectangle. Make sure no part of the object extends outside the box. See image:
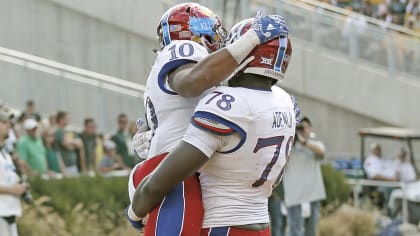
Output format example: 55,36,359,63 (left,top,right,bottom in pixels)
250,10,289,44
132,118,152,160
